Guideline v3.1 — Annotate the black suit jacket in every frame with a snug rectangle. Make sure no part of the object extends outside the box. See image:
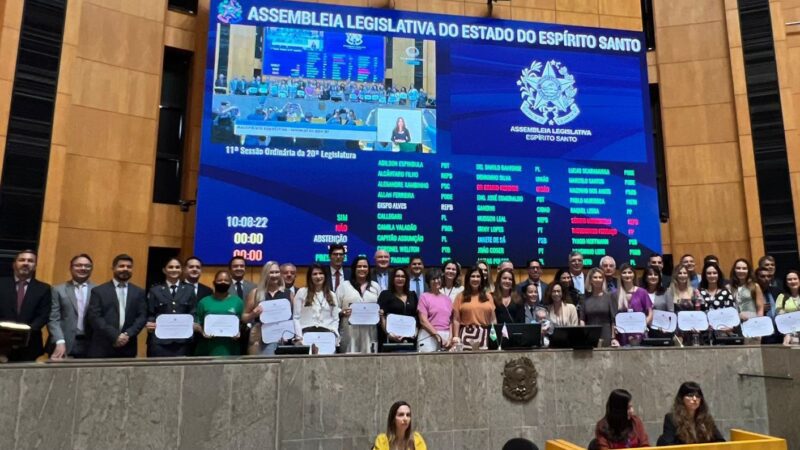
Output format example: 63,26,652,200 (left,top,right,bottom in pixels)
0,277,52,361
326,266,350,290
85,281,146,358
147,283,197,346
